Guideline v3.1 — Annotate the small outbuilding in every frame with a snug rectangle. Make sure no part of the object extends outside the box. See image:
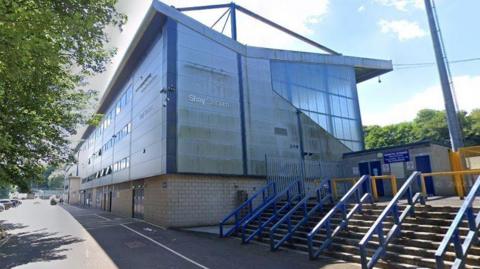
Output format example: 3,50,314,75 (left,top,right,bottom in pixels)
342,141,455,196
